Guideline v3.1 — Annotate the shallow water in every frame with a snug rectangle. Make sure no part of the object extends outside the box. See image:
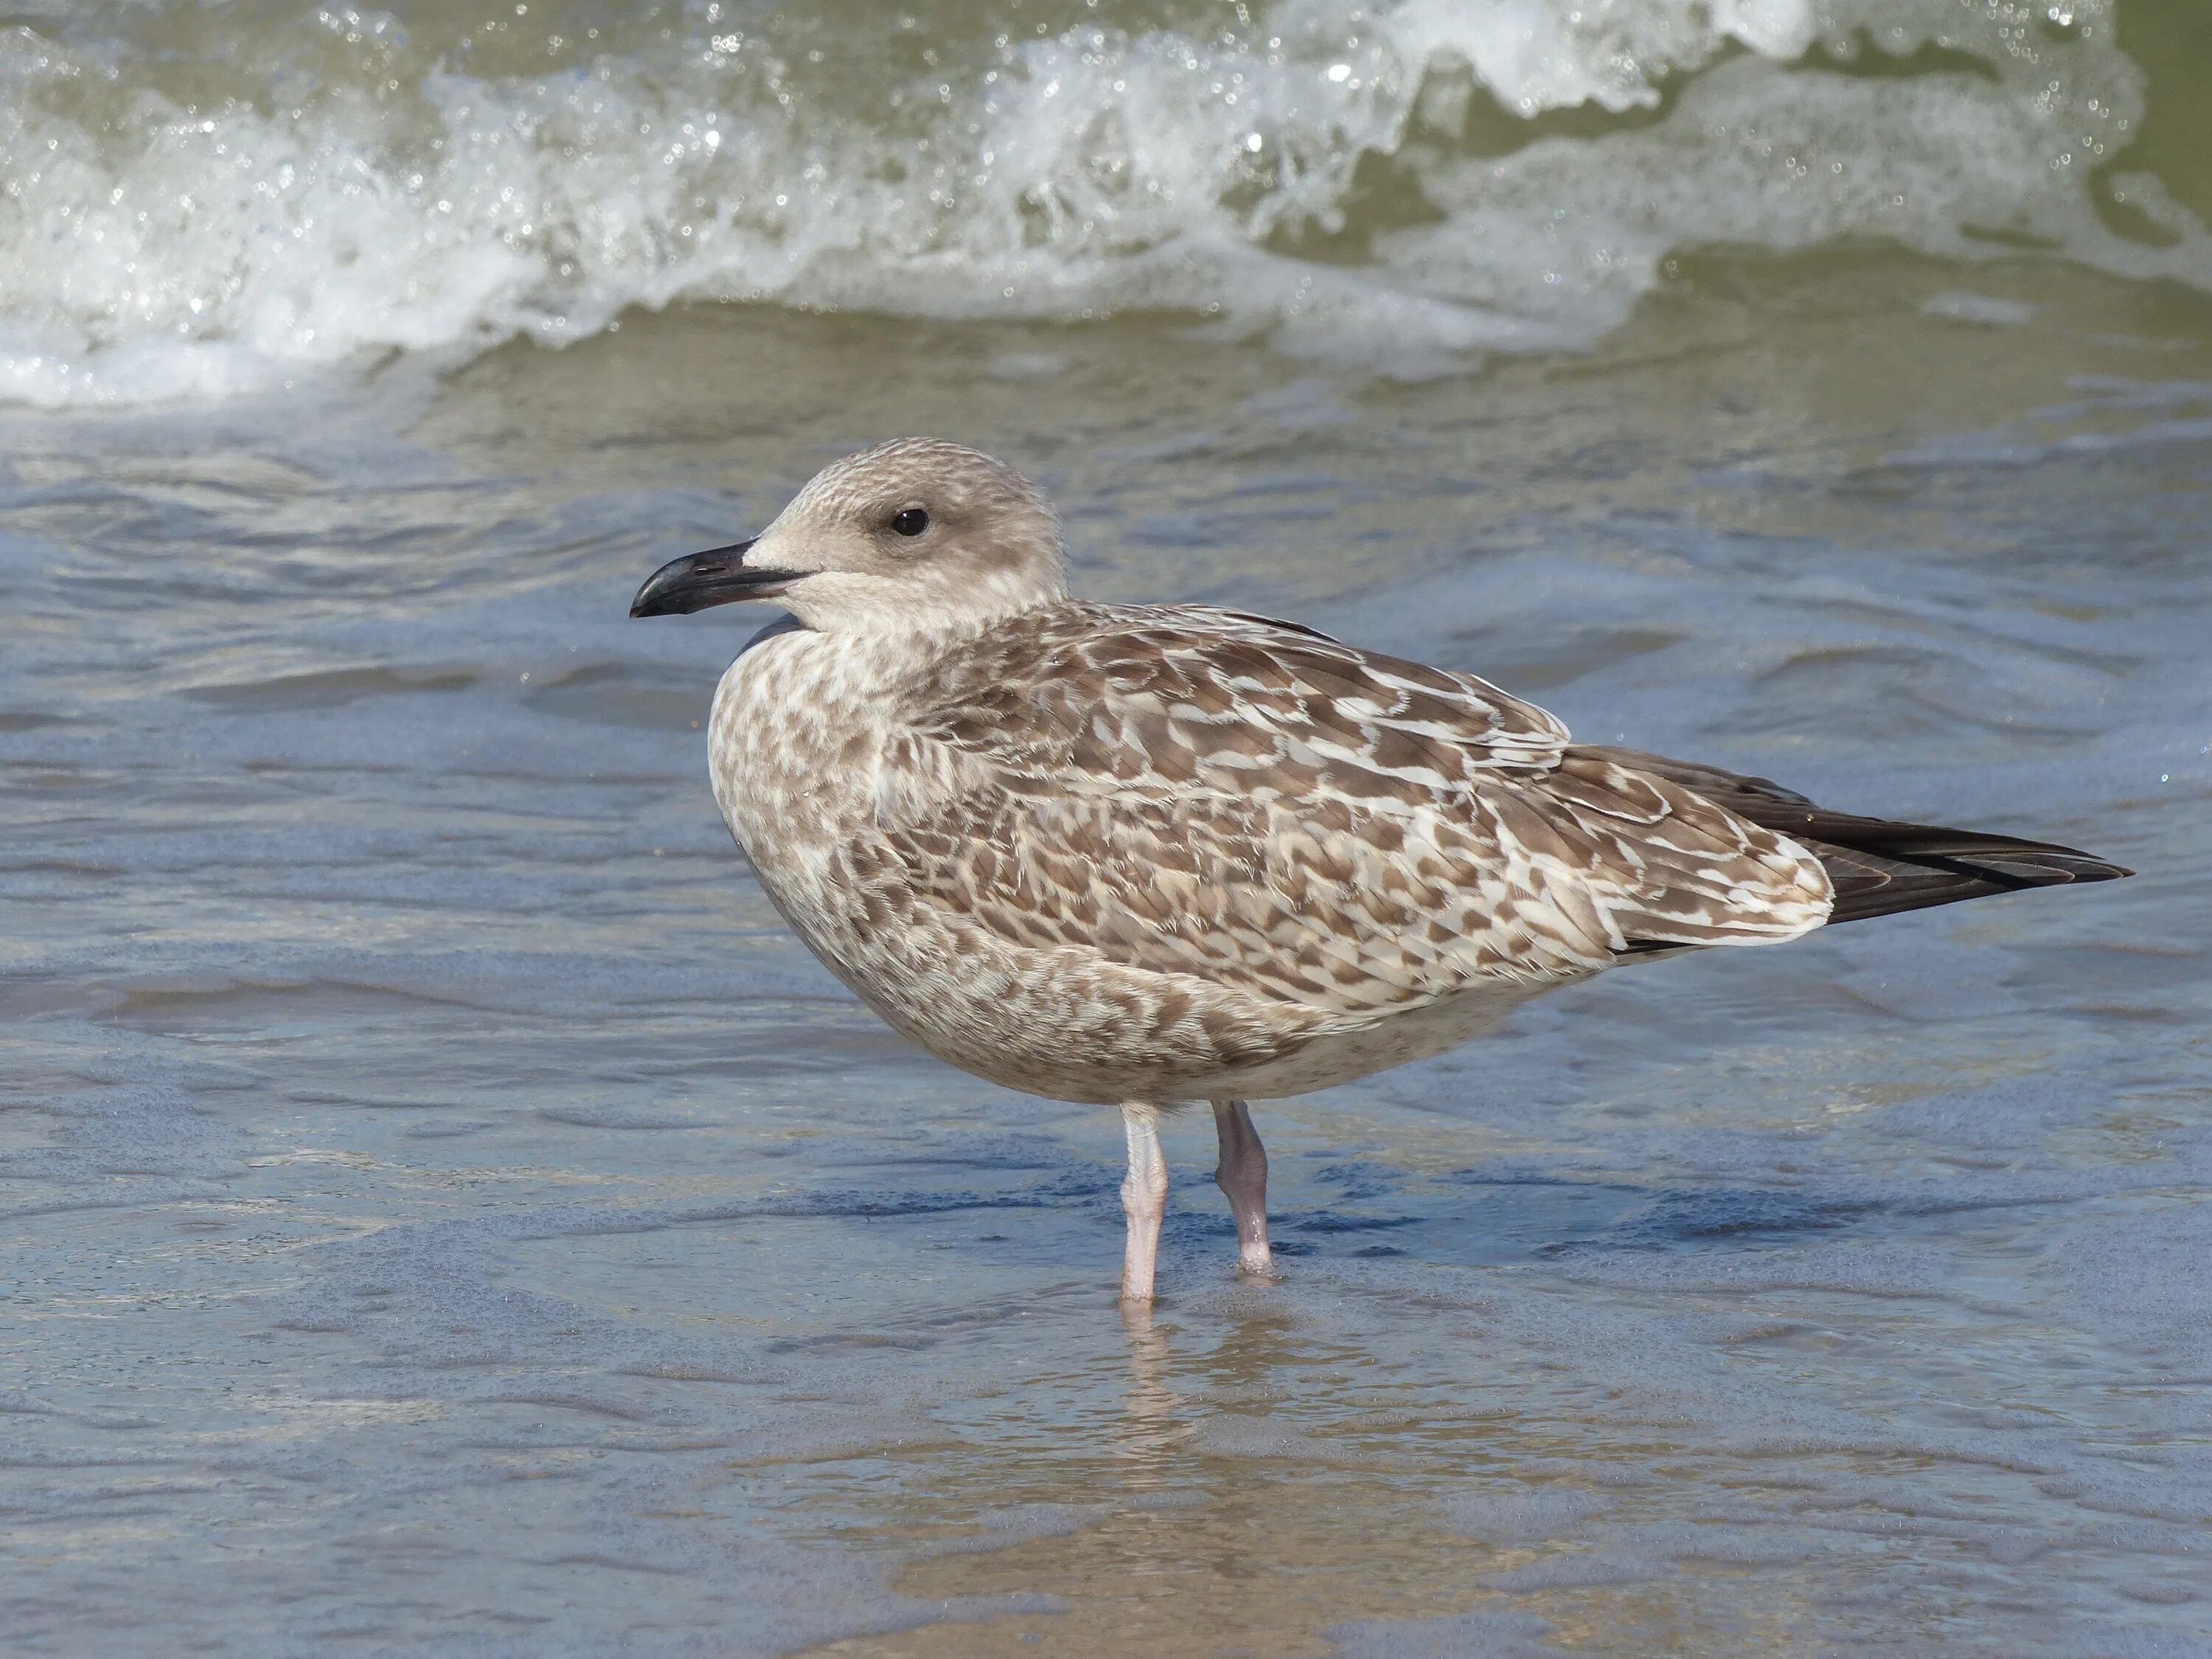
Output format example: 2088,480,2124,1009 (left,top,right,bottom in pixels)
6,2,2212,1655
7,261,2211,1655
